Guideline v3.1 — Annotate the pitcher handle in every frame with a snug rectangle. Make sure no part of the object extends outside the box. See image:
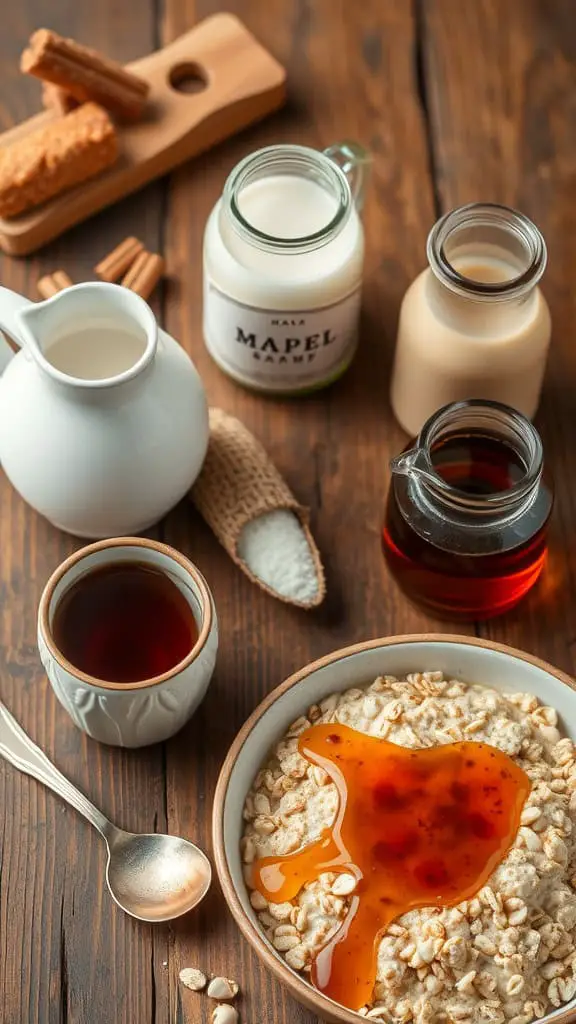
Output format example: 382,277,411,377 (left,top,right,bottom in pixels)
324,141,372,213
0,286,32,371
